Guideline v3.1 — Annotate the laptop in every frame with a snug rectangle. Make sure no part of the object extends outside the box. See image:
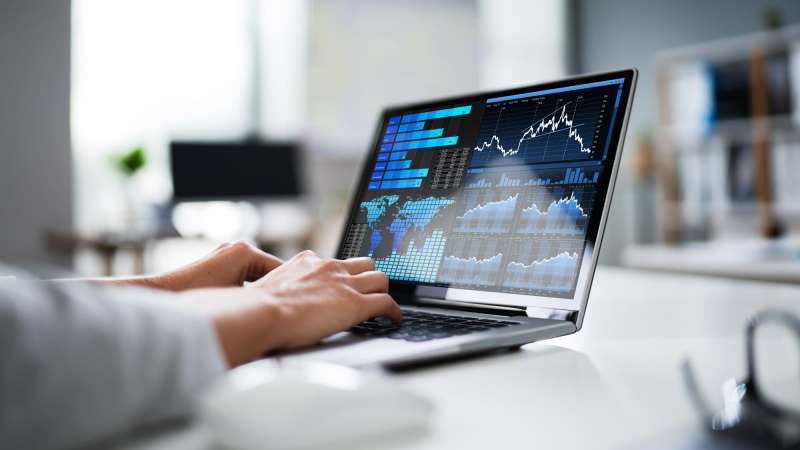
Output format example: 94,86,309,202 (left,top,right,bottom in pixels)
280,69,637,369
